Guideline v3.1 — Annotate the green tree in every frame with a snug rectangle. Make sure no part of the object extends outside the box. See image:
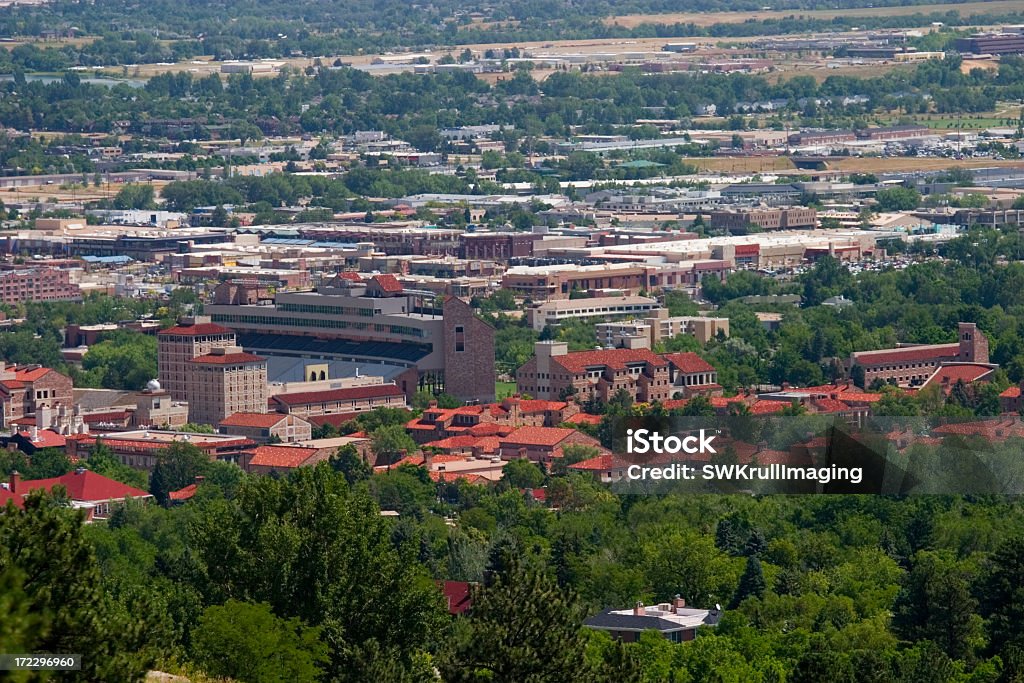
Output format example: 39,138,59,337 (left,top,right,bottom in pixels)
875,186,922,212
370,424,418,465
501,458,545,489
730,555,766,608
113,183,157,210
23,448,72,480
191,600,328,683
892,551,983,661
188,465,445,681
982,536,1024,654
0,491,157,679
149,442,210,505
440,553,591,683
330,443,371,485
